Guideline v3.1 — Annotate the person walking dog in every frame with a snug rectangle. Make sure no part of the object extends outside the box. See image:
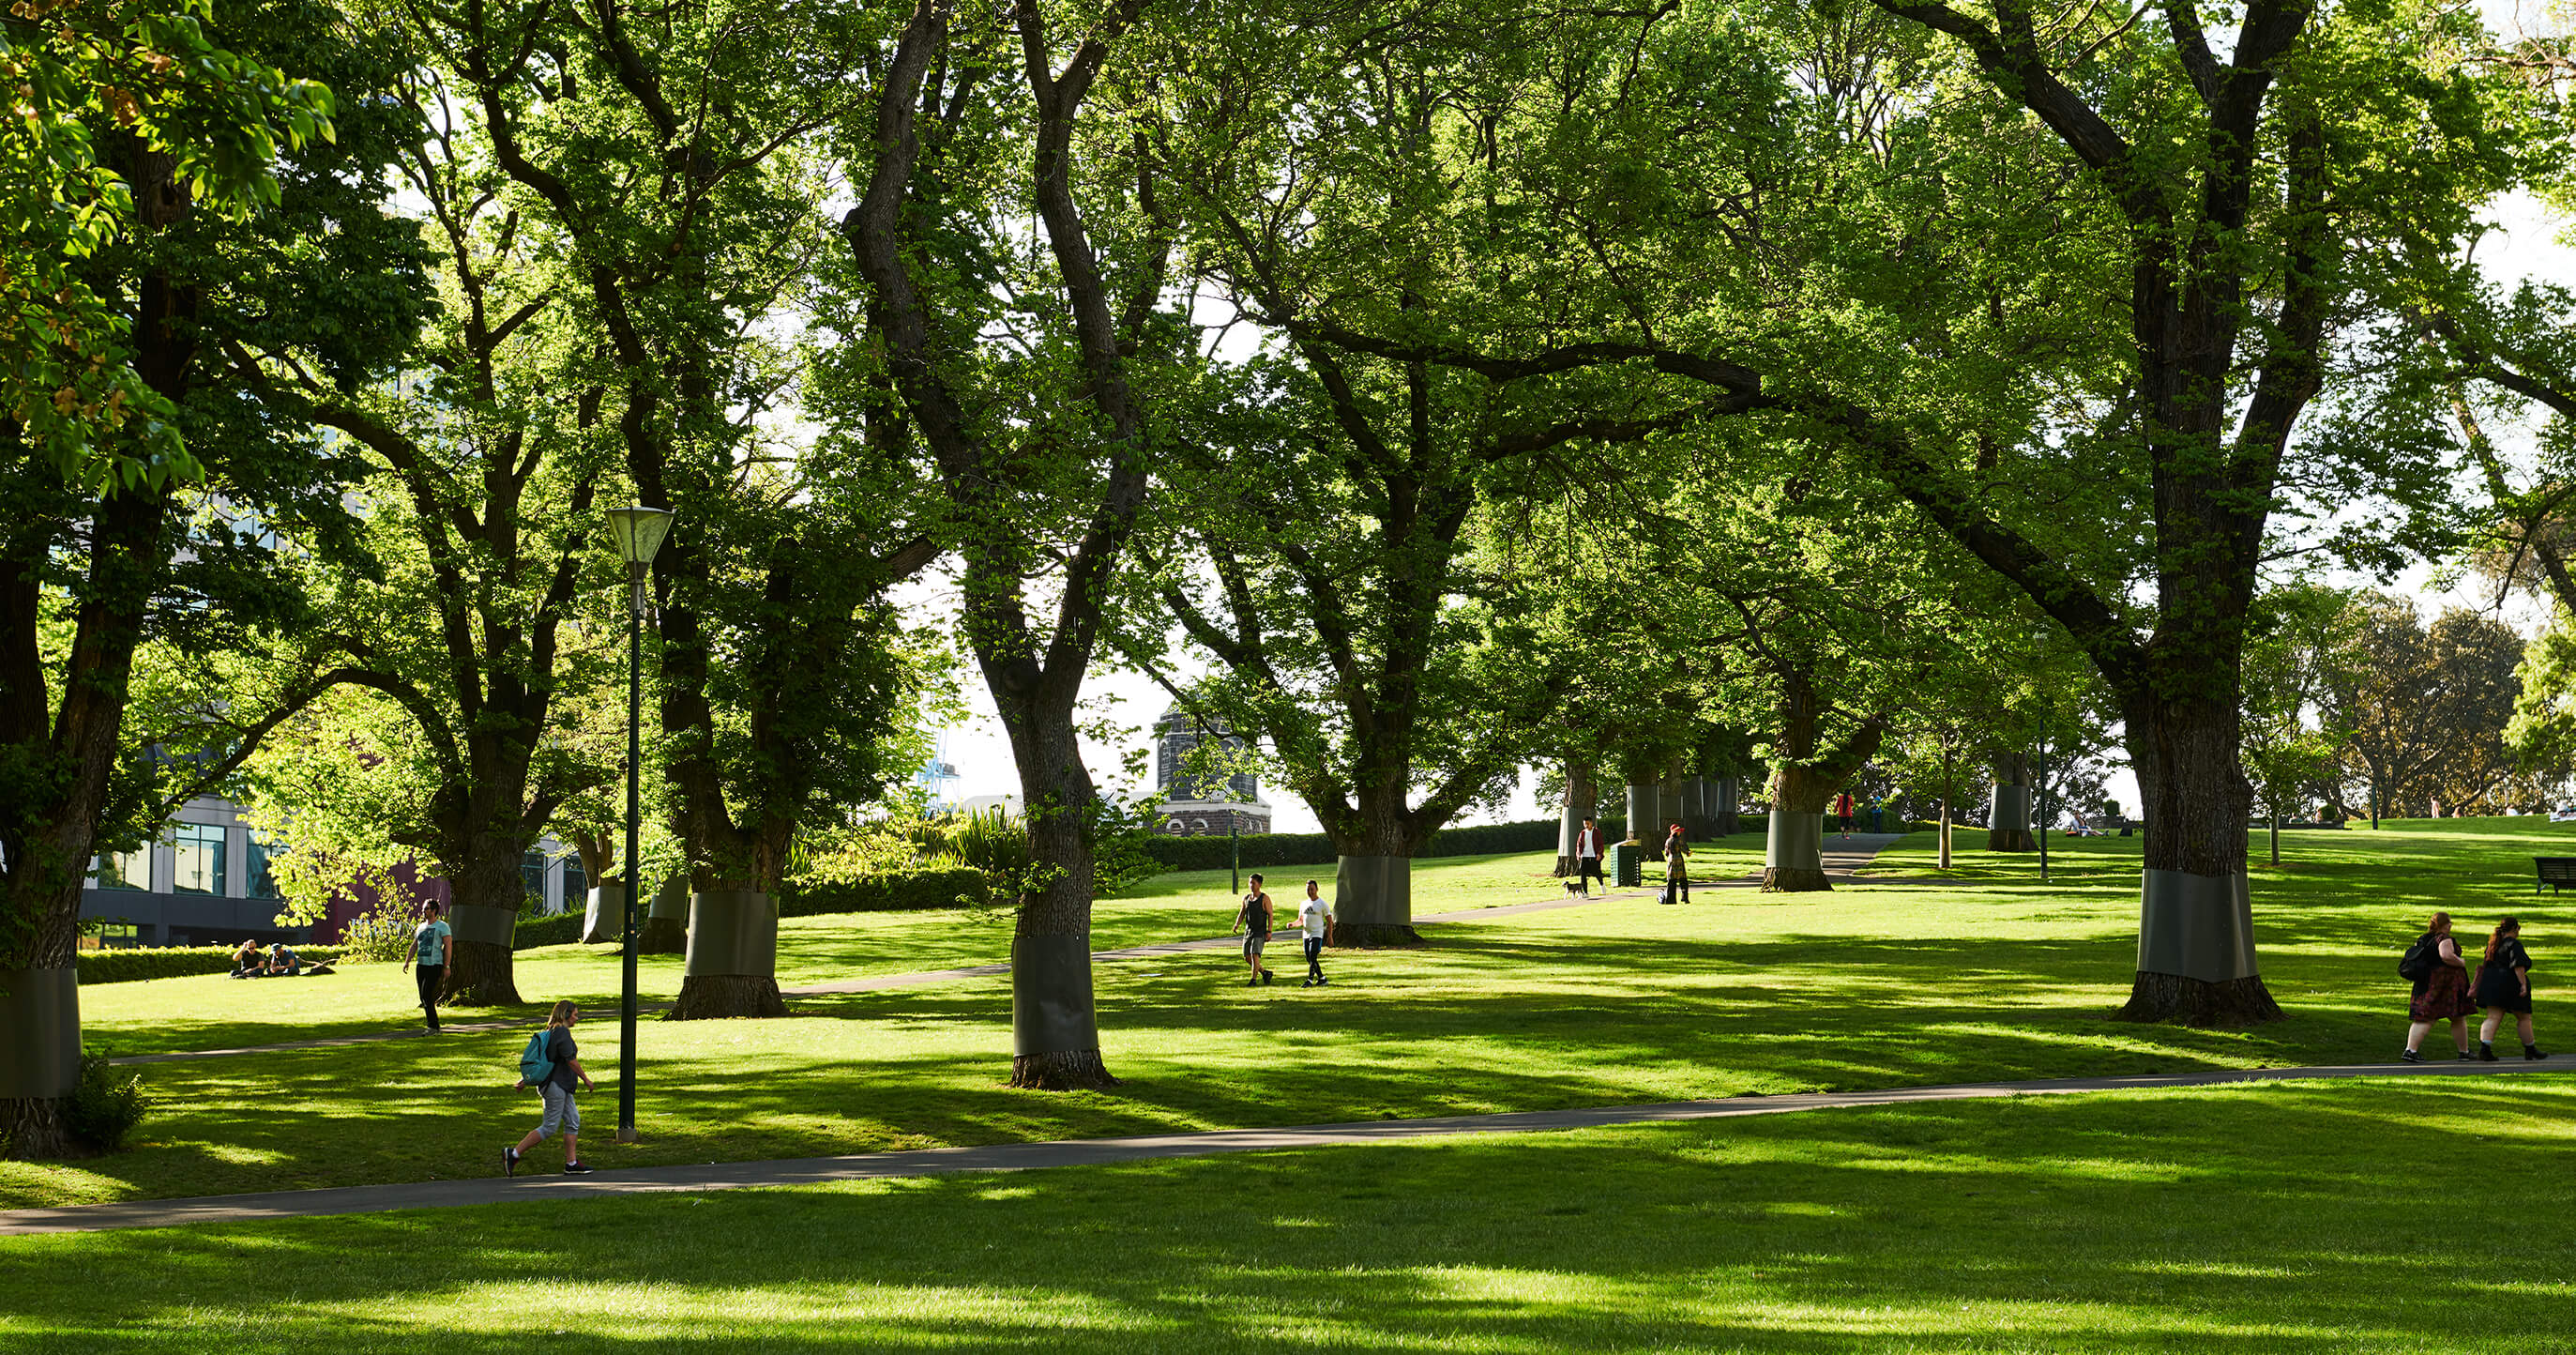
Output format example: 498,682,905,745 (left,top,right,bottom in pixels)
1572,817,1608,897
403,901,451,1033
1234,874,1277,987
506,1000,596,1176
2401,910,2476,1062
1296,878,1335,987
2473,917,2547,1062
